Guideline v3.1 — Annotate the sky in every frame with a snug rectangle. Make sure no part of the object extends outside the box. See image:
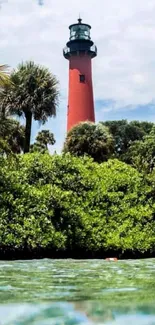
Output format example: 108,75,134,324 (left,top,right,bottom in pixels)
0,0,155,152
